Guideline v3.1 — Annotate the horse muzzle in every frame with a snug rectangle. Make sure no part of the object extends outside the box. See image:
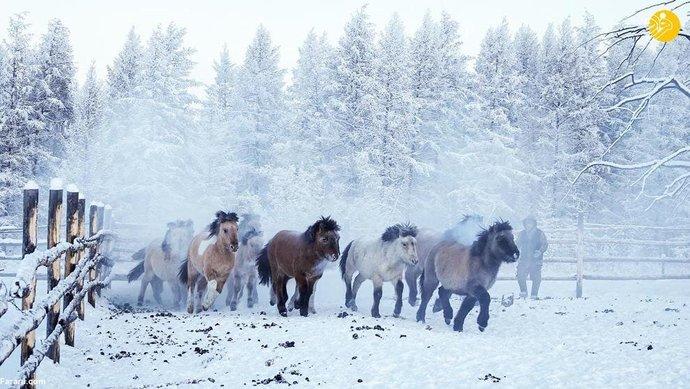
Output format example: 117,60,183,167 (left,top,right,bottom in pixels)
329,253,339,262
230,244,239,252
